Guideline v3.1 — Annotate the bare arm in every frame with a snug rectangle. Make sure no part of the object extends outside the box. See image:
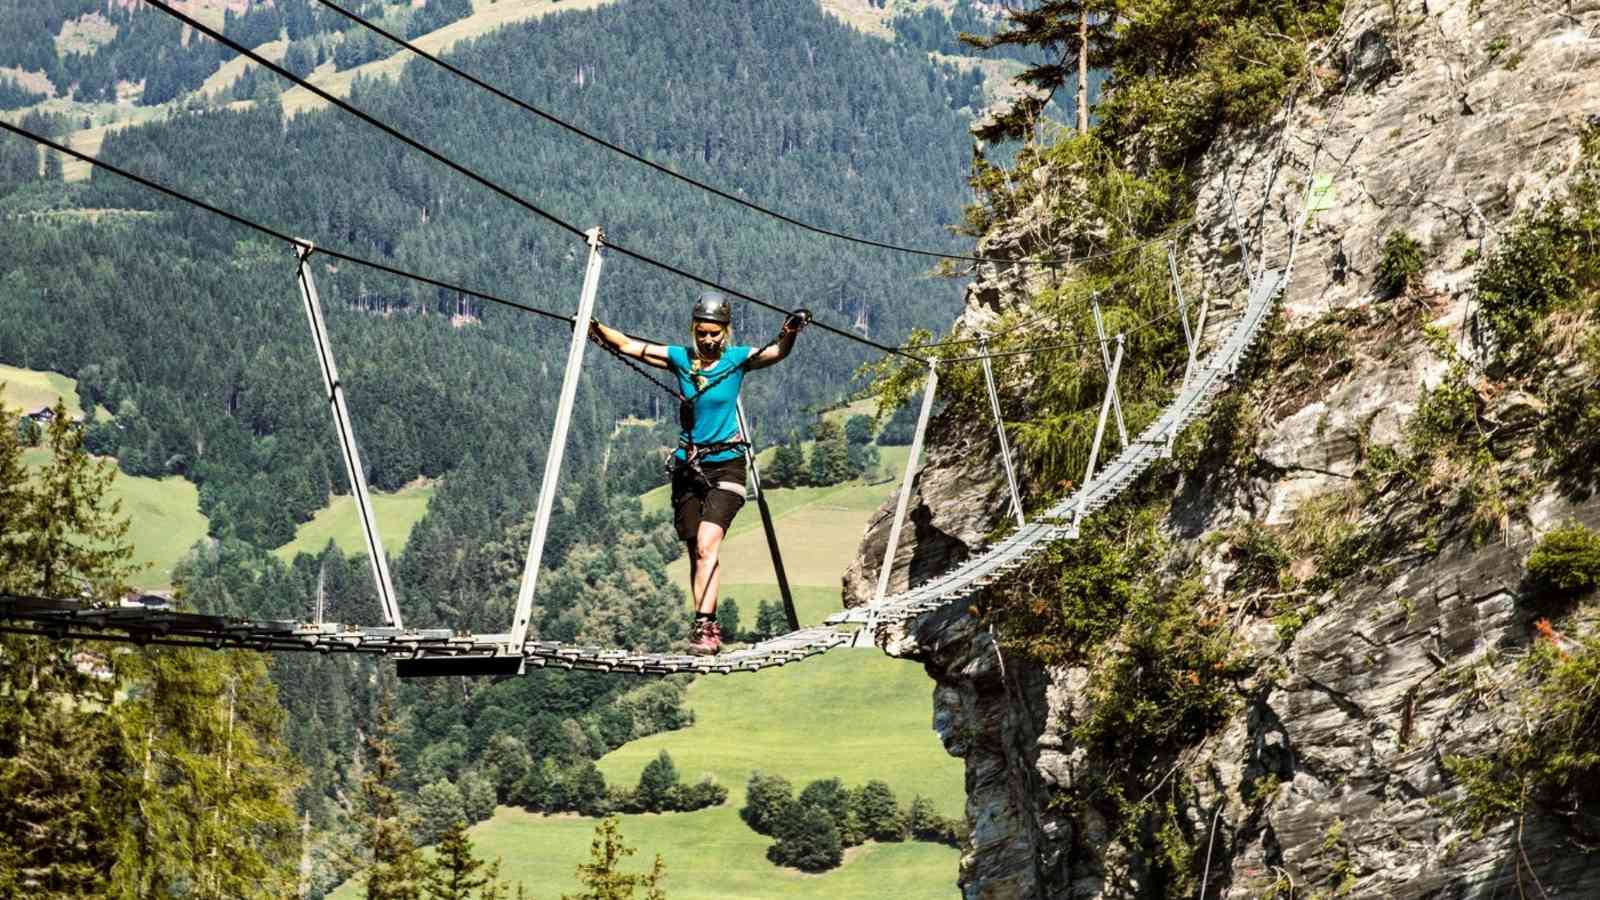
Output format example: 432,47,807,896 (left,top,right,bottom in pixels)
590,321,671,369
747,309,810,370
